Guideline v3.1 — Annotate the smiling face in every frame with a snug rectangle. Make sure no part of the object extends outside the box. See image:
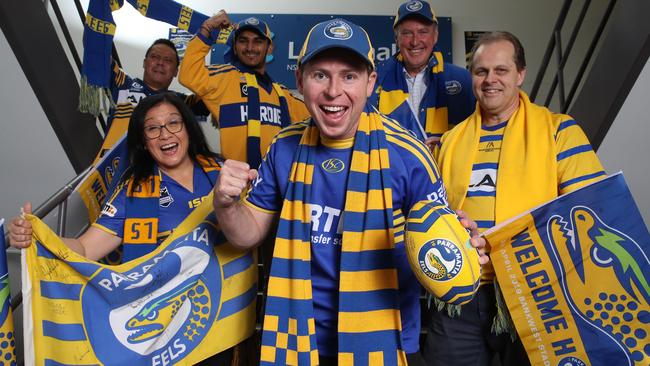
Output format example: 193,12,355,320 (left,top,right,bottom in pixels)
297,49,376,140
142,43,178,91
395,18,438,76
471,40,526,125
143,102,192,174
234,29,272,74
